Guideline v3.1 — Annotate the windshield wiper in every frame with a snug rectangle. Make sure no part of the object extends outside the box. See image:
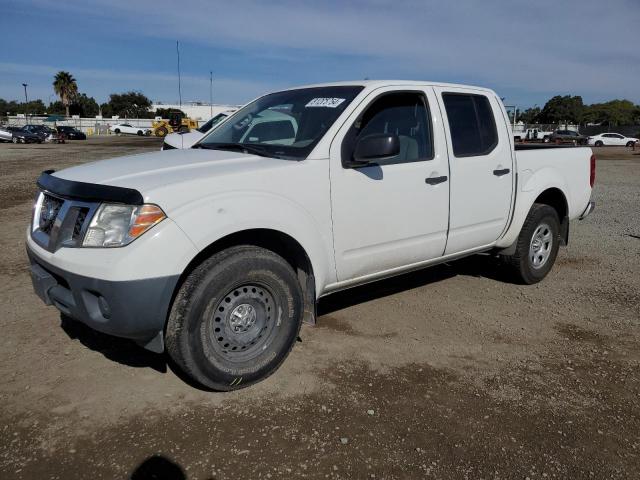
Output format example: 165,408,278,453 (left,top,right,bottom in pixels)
196,142,277,158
